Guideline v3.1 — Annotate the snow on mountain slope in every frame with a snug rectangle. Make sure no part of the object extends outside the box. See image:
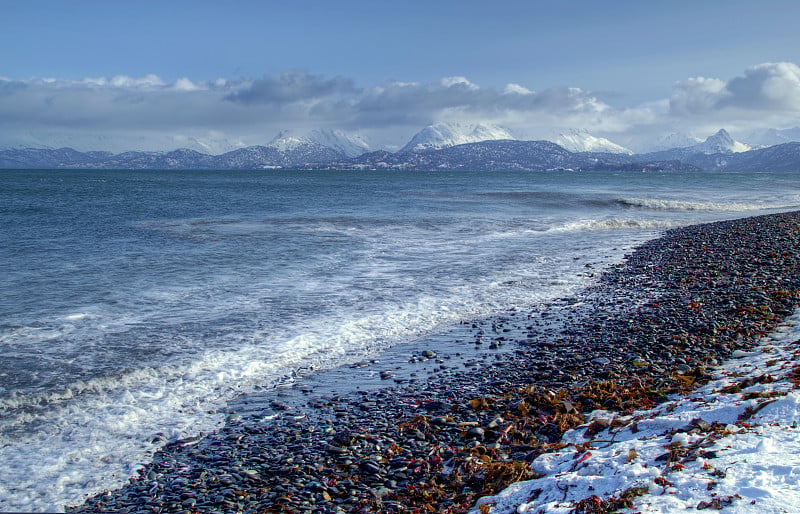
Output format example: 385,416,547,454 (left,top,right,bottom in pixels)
182,136,248,155
307,129,371,157
267,129,370,157
552,129,633,154
650,132,703,152
267,131,317,152
746,126,800,148
637,129,752,162
694,128,750,154
400,122,515,153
